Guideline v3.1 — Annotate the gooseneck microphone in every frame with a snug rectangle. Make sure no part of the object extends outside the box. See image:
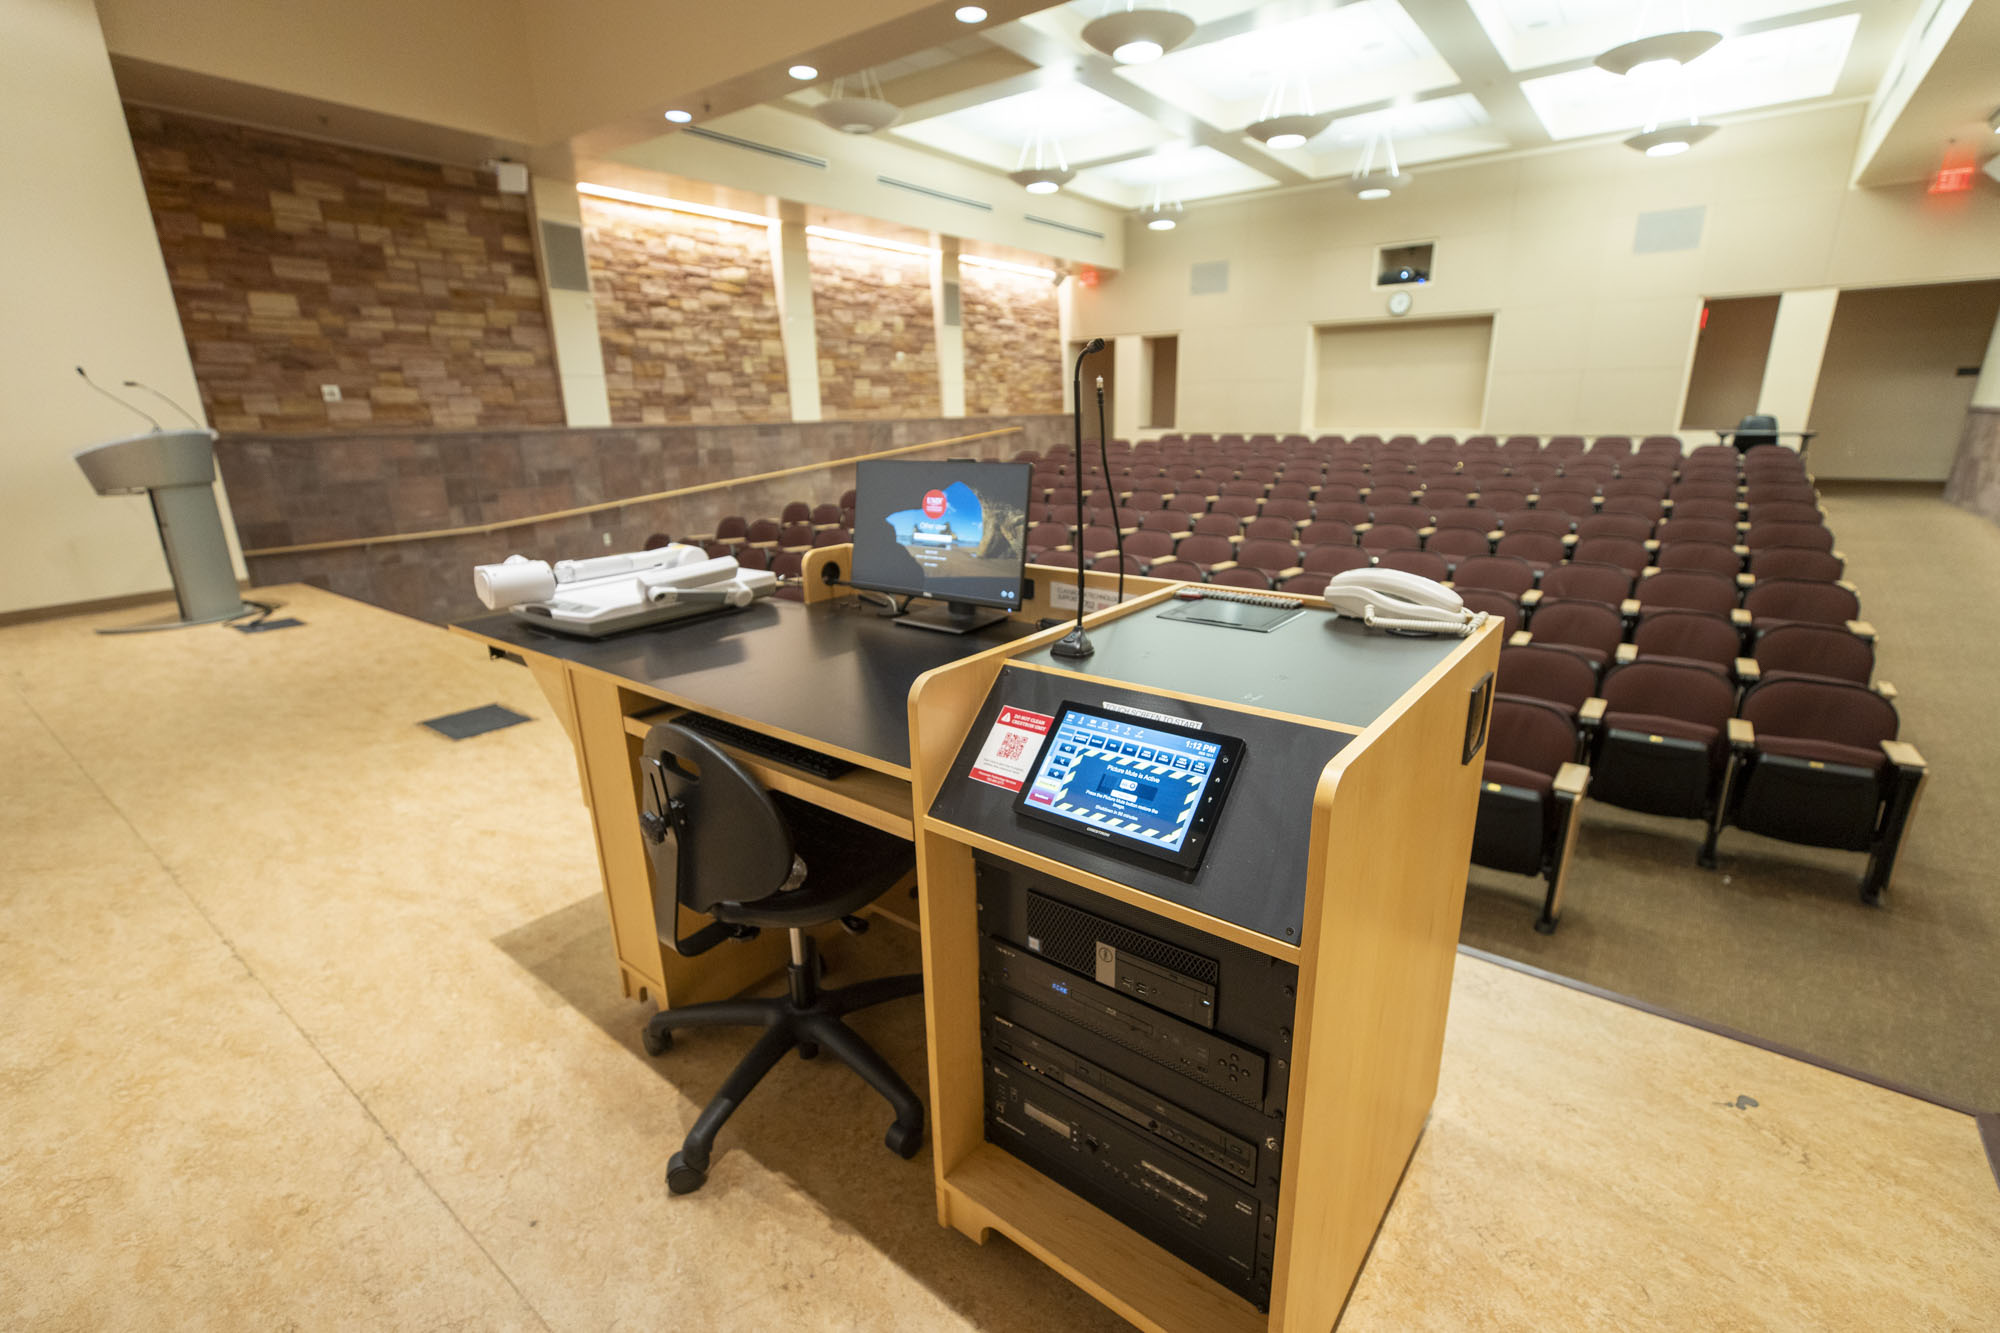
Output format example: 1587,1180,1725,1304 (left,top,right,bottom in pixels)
76,366,161,432
123,379,204,428
1051,337,1107,659
1095,373,1123,607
